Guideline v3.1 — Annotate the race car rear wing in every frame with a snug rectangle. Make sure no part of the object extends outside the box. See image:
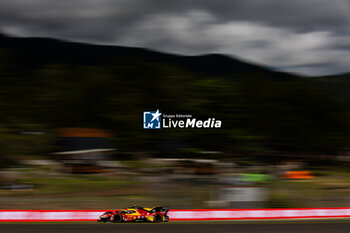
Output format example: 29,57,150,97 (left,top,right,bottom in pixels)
151,206,169,214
